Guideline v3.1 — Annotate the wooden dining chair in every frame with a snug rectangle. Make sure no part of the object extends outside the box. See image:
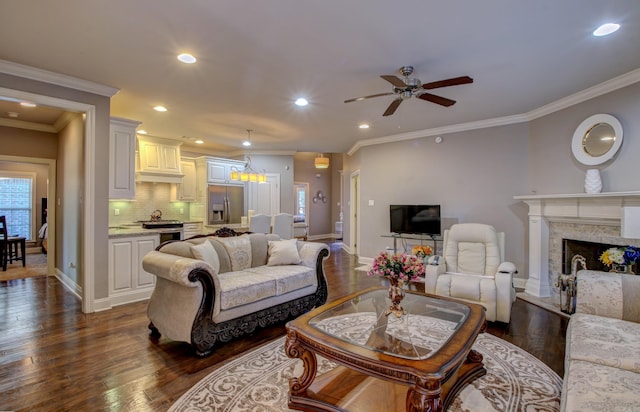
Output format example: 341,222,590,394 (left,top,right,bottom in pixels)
0,215,27,271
